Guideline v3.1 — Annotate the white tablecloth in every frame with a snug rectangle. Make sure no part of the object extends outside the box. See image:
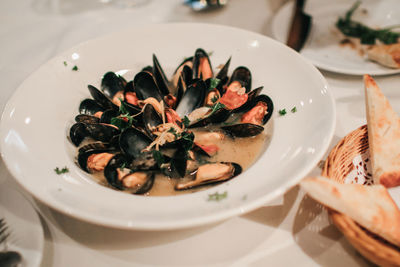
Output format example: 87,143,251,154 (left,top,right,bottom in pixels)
2,0,398,266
